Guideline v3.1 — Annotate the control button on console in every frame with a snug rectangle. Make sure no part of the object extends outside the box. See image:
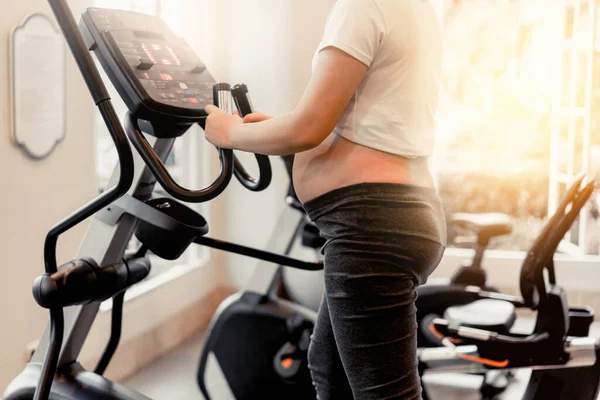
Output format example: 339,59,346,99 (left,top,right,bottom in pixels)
190,64,206,74
136,58,154,70
189,98,198,104
179,83,189,90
